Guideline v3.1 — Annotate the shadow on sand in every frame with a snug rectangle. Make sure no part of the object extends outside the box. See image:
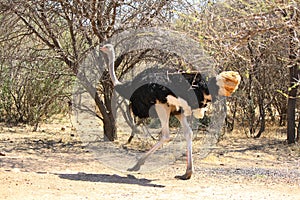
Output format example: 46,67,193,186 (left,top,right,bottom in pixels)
56,172,165,188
